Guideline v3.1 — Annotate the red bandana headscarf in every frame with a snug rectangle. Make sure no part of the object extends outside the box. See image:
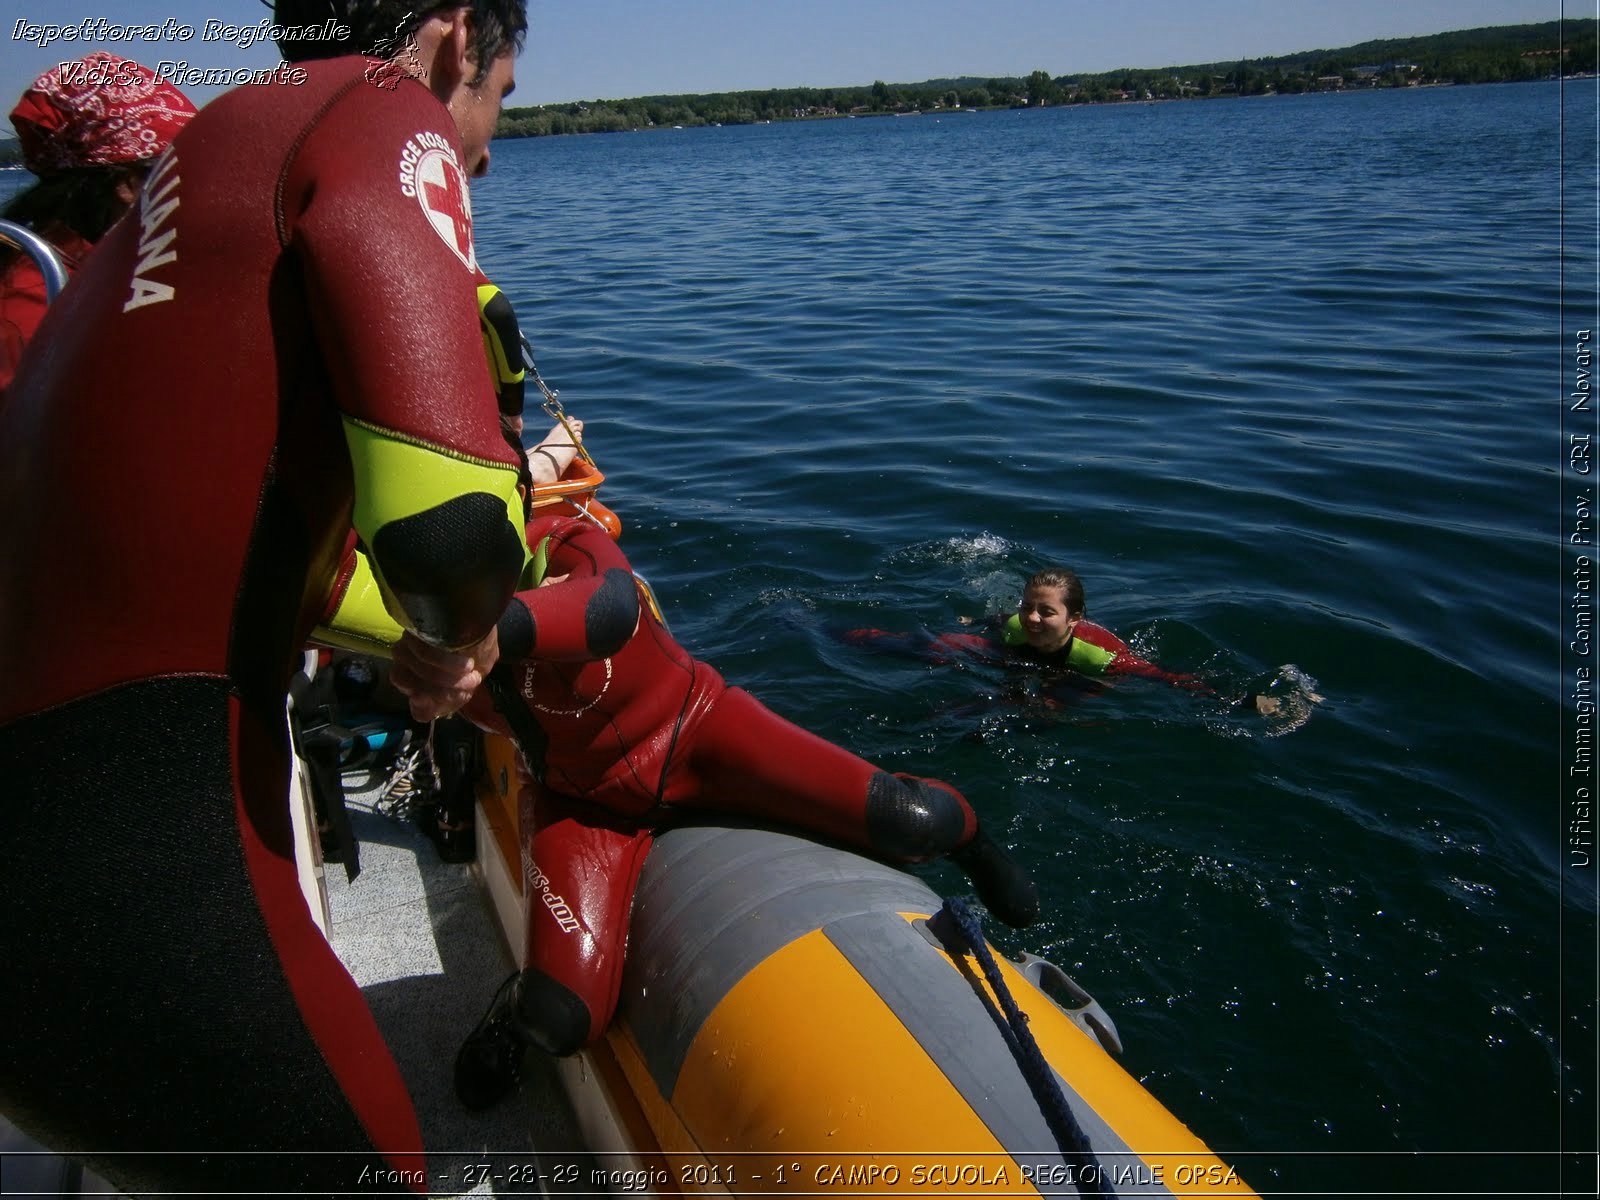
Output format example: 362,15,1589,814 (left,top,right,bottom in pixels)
10,53,196,177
